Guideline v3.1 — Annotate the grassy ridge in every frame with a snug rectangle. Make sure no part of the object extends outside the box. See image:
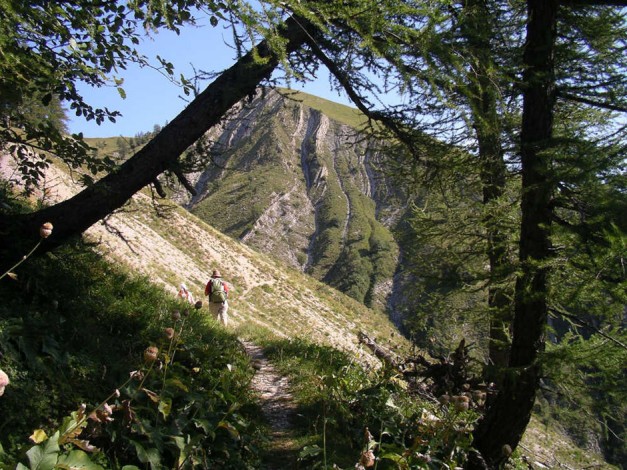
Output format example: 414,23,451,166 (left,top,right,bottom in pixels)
278,88,367,129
